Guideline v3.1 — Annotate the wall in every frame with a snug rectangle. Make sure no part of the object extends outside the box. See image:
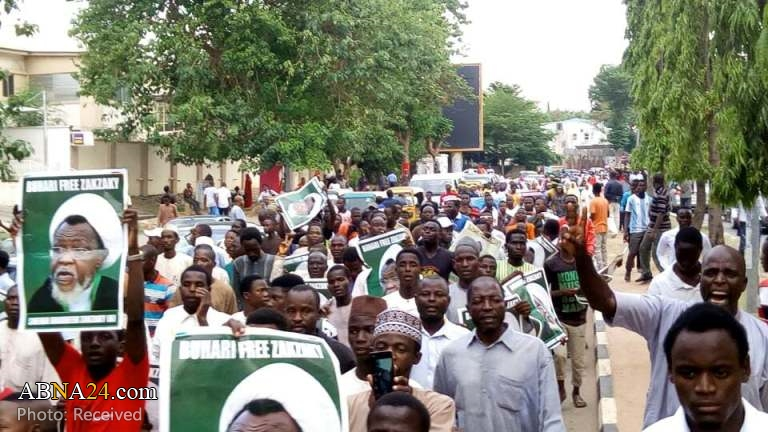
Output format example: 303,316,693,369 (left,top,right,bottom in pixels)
70,140,250,197
7,125,71,173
